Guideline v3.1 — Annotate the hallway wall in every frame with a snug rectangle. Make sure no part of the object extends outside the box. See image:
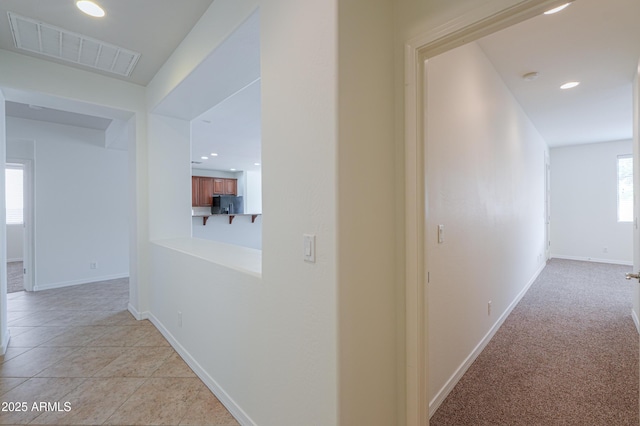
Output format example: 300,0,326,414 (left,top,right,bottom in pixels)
1,90,7,354
6,224,23,261
633,61,640,329
550,140,633,265
426,41,548,414
145,1,341,424
0,0,564,422
7,118,130,290
145,0,399,424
